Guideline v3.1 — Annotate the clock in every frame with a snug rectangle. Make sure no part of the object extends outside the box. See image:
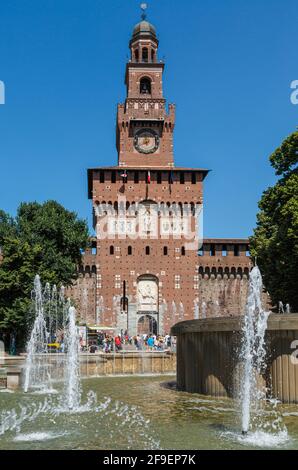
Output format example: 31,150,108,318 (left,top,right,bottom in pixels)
134,128,159,154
